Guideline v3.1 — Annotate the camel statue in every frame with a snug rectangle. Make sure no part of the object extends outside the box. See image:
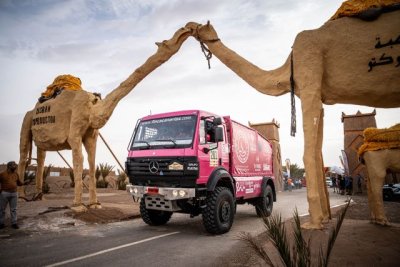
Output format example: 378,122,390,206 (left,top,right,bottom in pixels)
185,0,400,228
18,26,193,212
359,124,400,225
